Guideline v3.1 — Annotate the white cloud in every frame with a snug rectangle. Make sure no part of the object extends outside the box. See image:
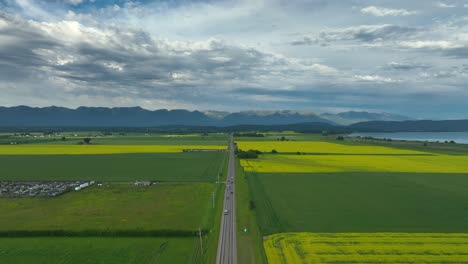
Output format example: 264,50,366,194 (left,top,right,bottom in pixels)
398,40,460,49
309,64,337,74
435,2,456,8
354,75,401,83
361,6,416,17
